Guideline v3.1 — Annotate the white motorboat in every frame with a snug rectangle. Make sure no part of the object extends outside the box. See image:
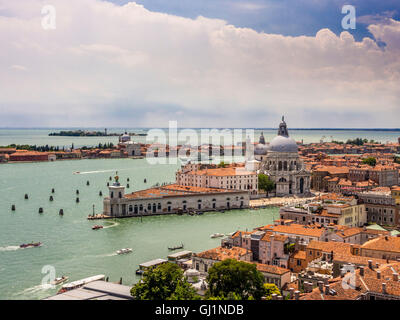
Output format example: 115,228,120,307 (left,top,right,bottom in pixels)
116,248,133,255
210,233,224,238
51,276,69,286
